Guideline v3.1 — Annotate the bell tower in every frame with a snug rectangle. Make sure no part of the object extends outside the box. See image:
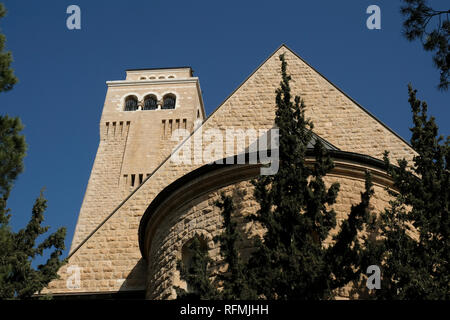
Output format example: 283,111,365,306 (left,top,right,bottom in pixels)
70,67,205,252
